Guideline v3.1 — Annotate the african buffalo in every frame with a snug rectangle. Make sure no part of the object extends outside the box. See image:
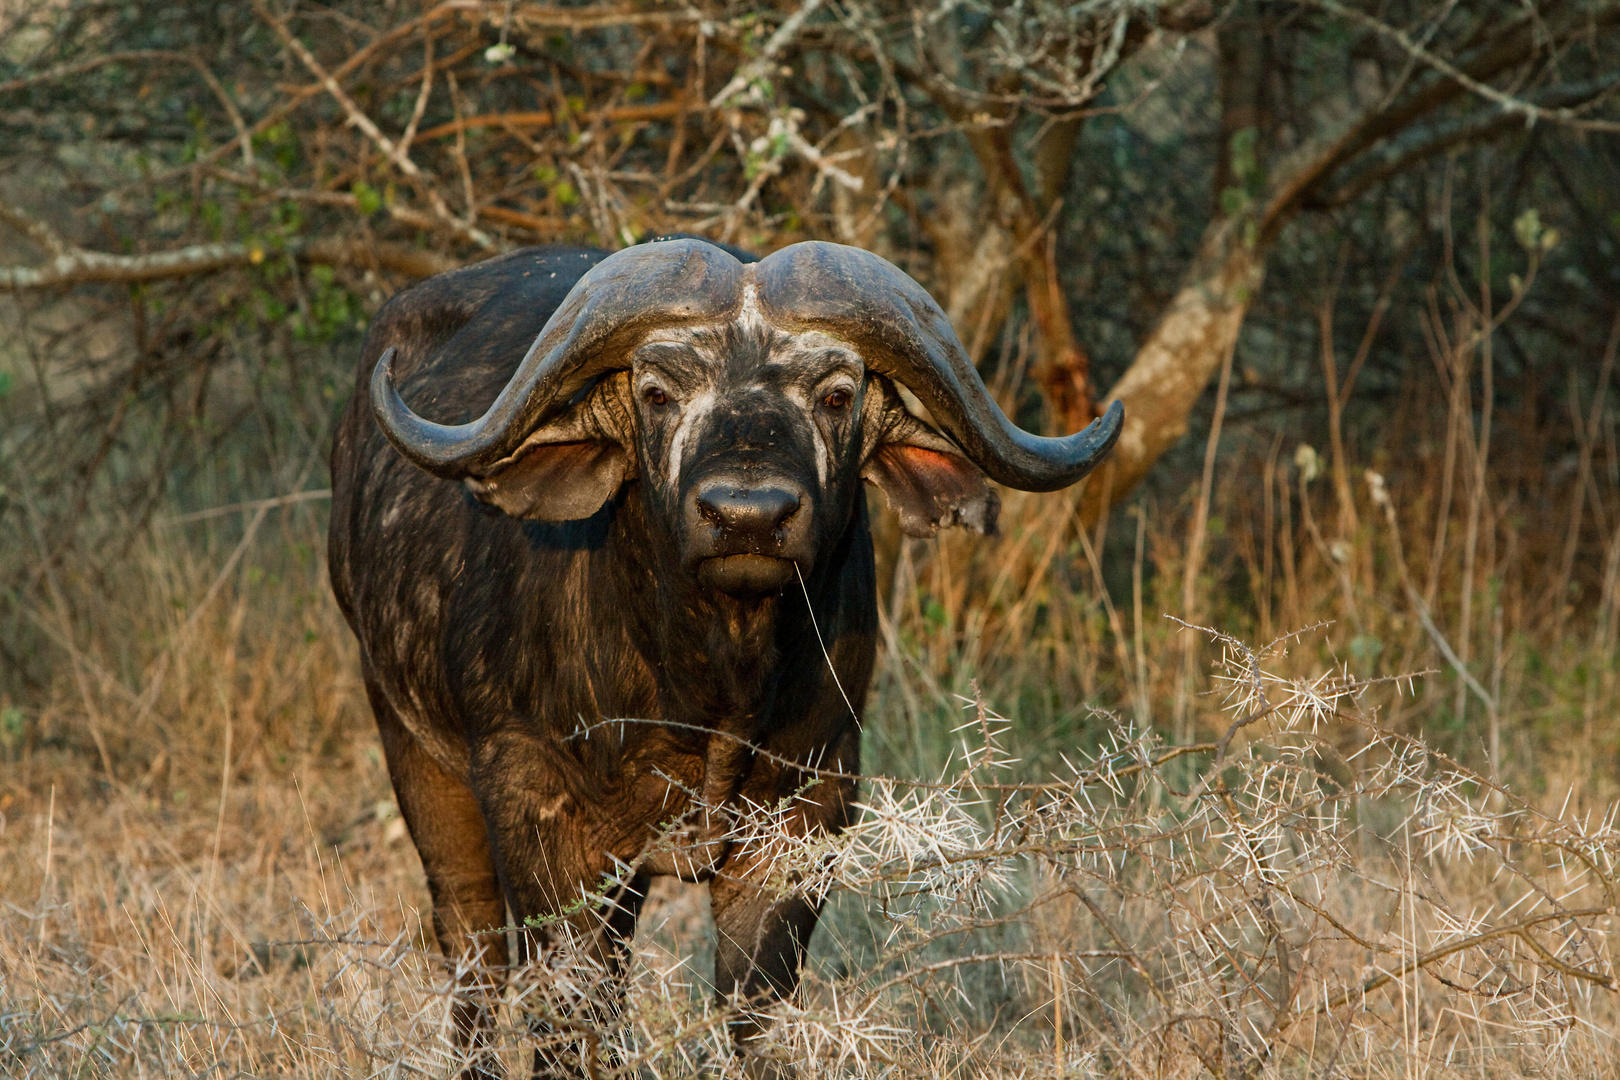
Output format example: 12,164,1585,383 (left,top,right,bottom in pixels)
328,237,1120,1076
